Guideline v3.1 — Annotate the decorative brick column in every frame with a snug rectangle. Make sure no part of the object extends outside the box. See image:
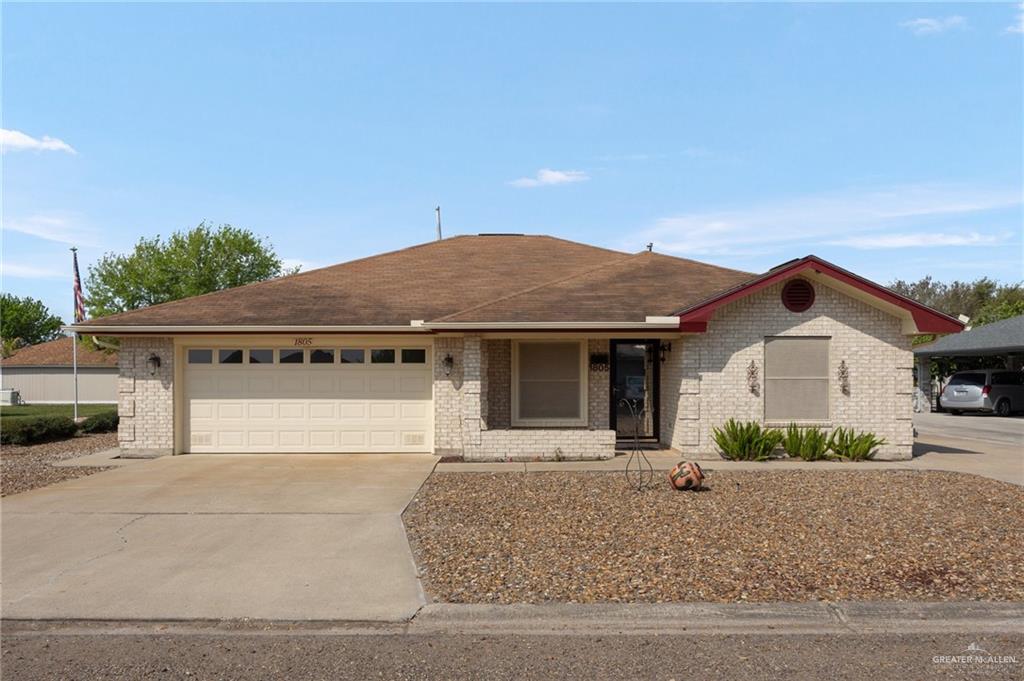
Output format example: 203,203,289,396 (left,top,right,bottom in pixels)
117,337,174,457
461,335,485,457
